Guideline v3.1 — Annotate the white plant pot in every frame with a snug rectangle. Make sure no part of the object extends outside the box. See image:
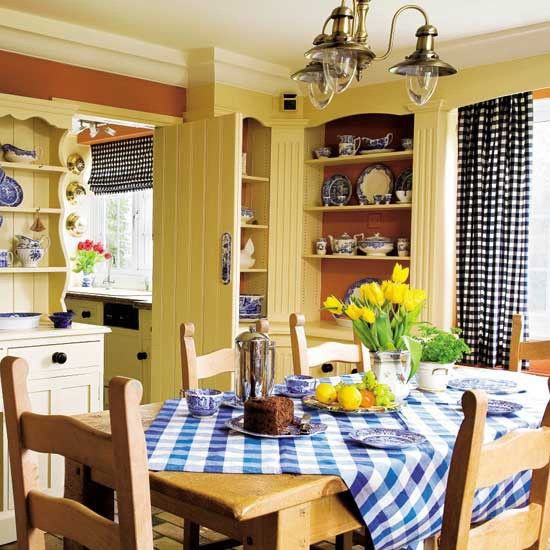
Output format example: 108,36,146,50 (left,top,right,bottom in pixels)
416,361,454,392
